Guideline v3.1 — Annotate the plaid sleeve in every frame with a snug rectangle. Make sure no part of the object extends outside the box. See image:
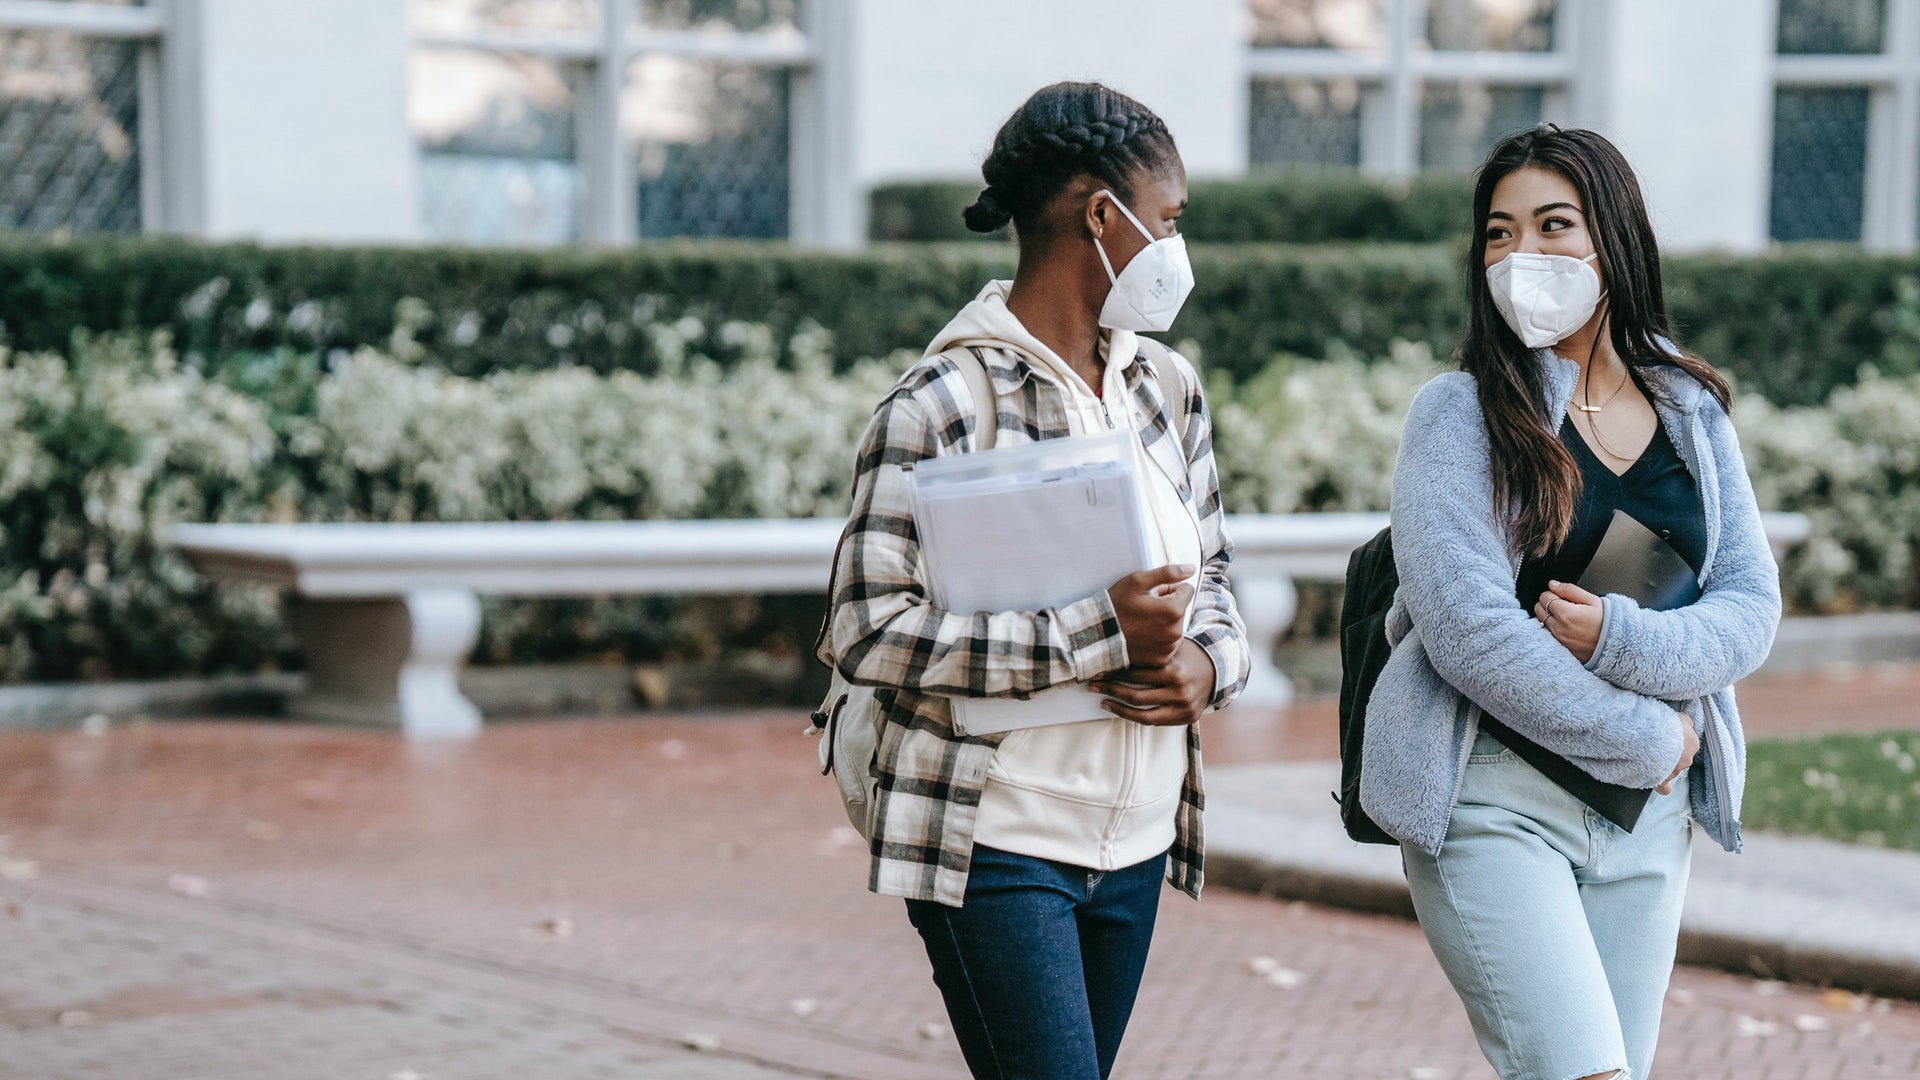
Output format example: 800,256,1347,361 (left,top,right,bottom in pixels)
1172,357,1251,710
828,378,1131,699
